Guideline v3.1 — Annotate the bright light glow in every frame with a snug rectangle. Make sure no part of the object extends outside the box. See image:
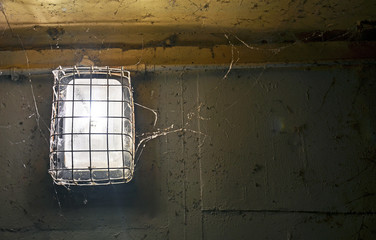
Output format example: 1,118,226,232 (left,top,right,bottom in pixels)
63,78,123,169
